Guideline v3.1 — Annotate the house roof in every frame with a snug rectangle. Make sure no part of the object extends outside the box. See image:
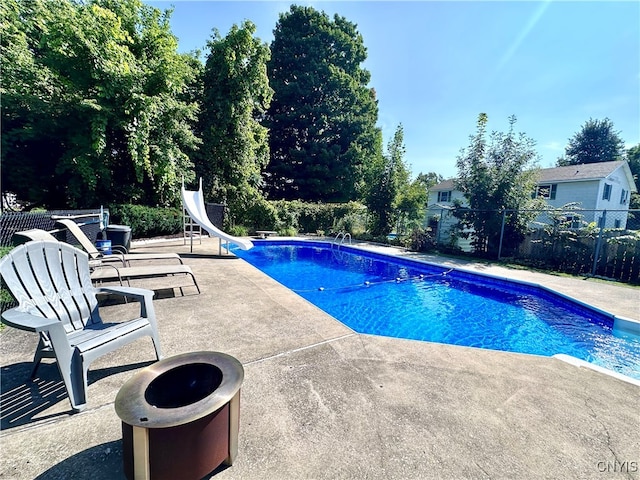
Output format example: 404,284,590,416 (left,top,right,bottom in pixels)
431,179,456,191
430,160,637,192
536,160,627,183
